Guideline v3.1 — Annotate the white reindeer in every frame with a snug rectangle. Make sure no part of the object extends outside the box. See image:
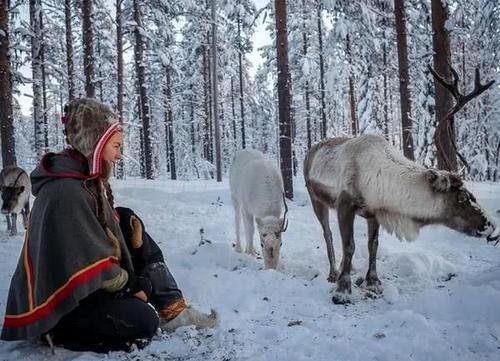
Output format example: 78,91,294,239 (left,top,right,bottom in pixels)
229,149,288,269
304,134,500,304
